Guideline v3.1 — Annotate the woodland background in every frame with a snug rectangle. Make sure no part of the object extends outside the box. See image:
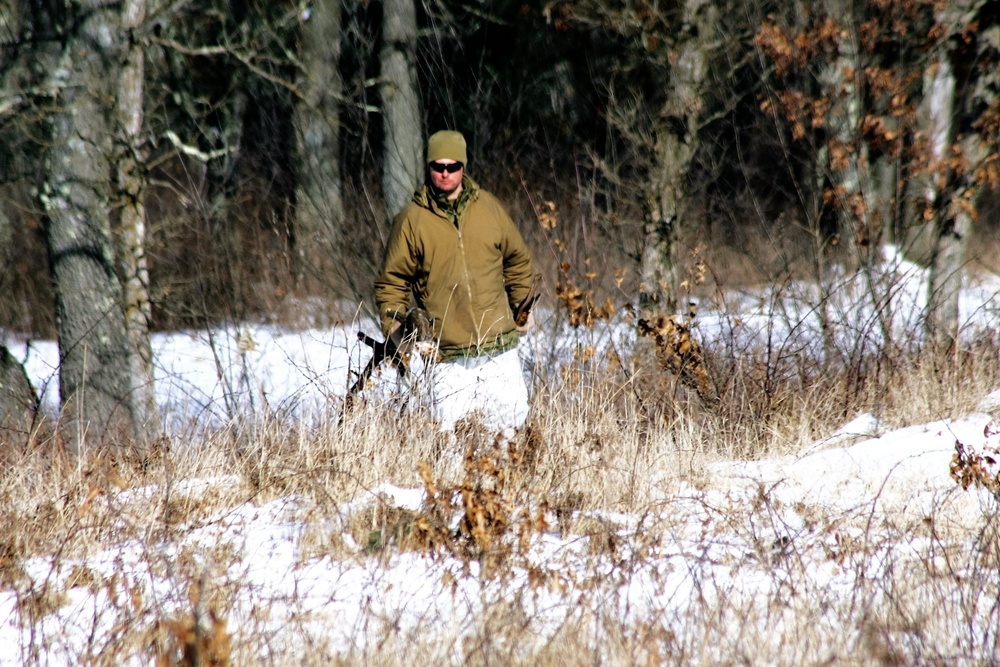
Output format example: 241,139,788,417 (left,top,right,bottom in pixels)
0,0,999,448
